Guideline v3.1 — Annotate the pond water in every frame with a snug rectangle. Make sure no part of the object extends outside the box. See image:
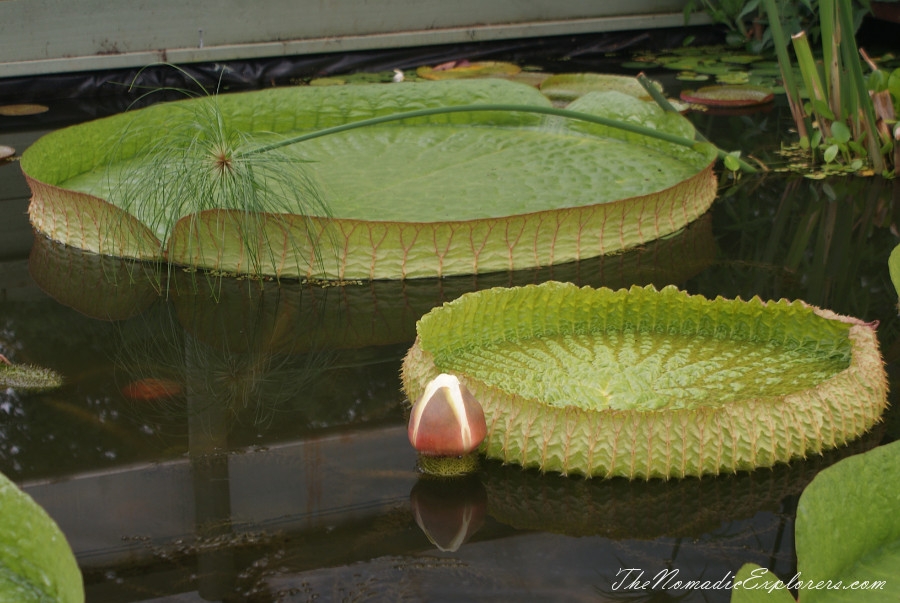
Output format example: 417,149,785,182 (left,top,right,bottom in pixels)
1,31,899,603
